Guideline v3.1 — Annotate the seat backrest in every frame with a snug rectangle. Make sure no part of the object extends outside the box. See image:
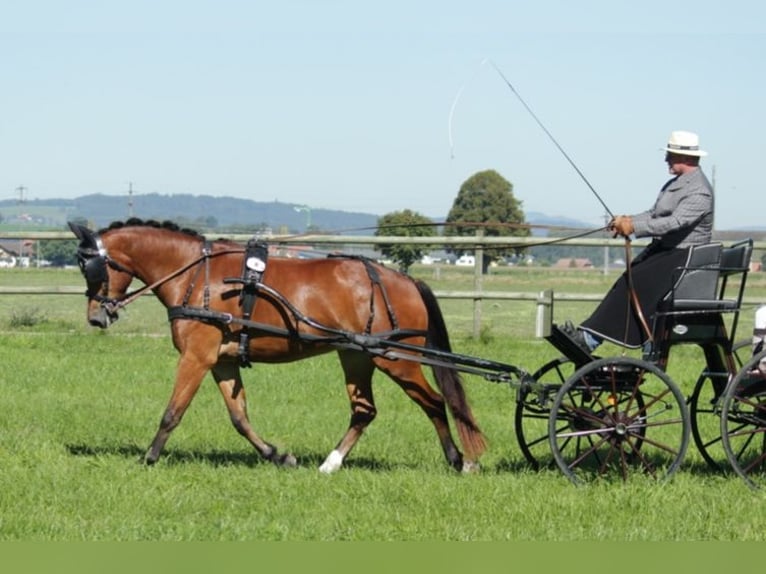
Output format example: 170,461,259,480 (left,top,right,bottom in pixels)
652,240,752,365
719,239,753,278
666,242,722,304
